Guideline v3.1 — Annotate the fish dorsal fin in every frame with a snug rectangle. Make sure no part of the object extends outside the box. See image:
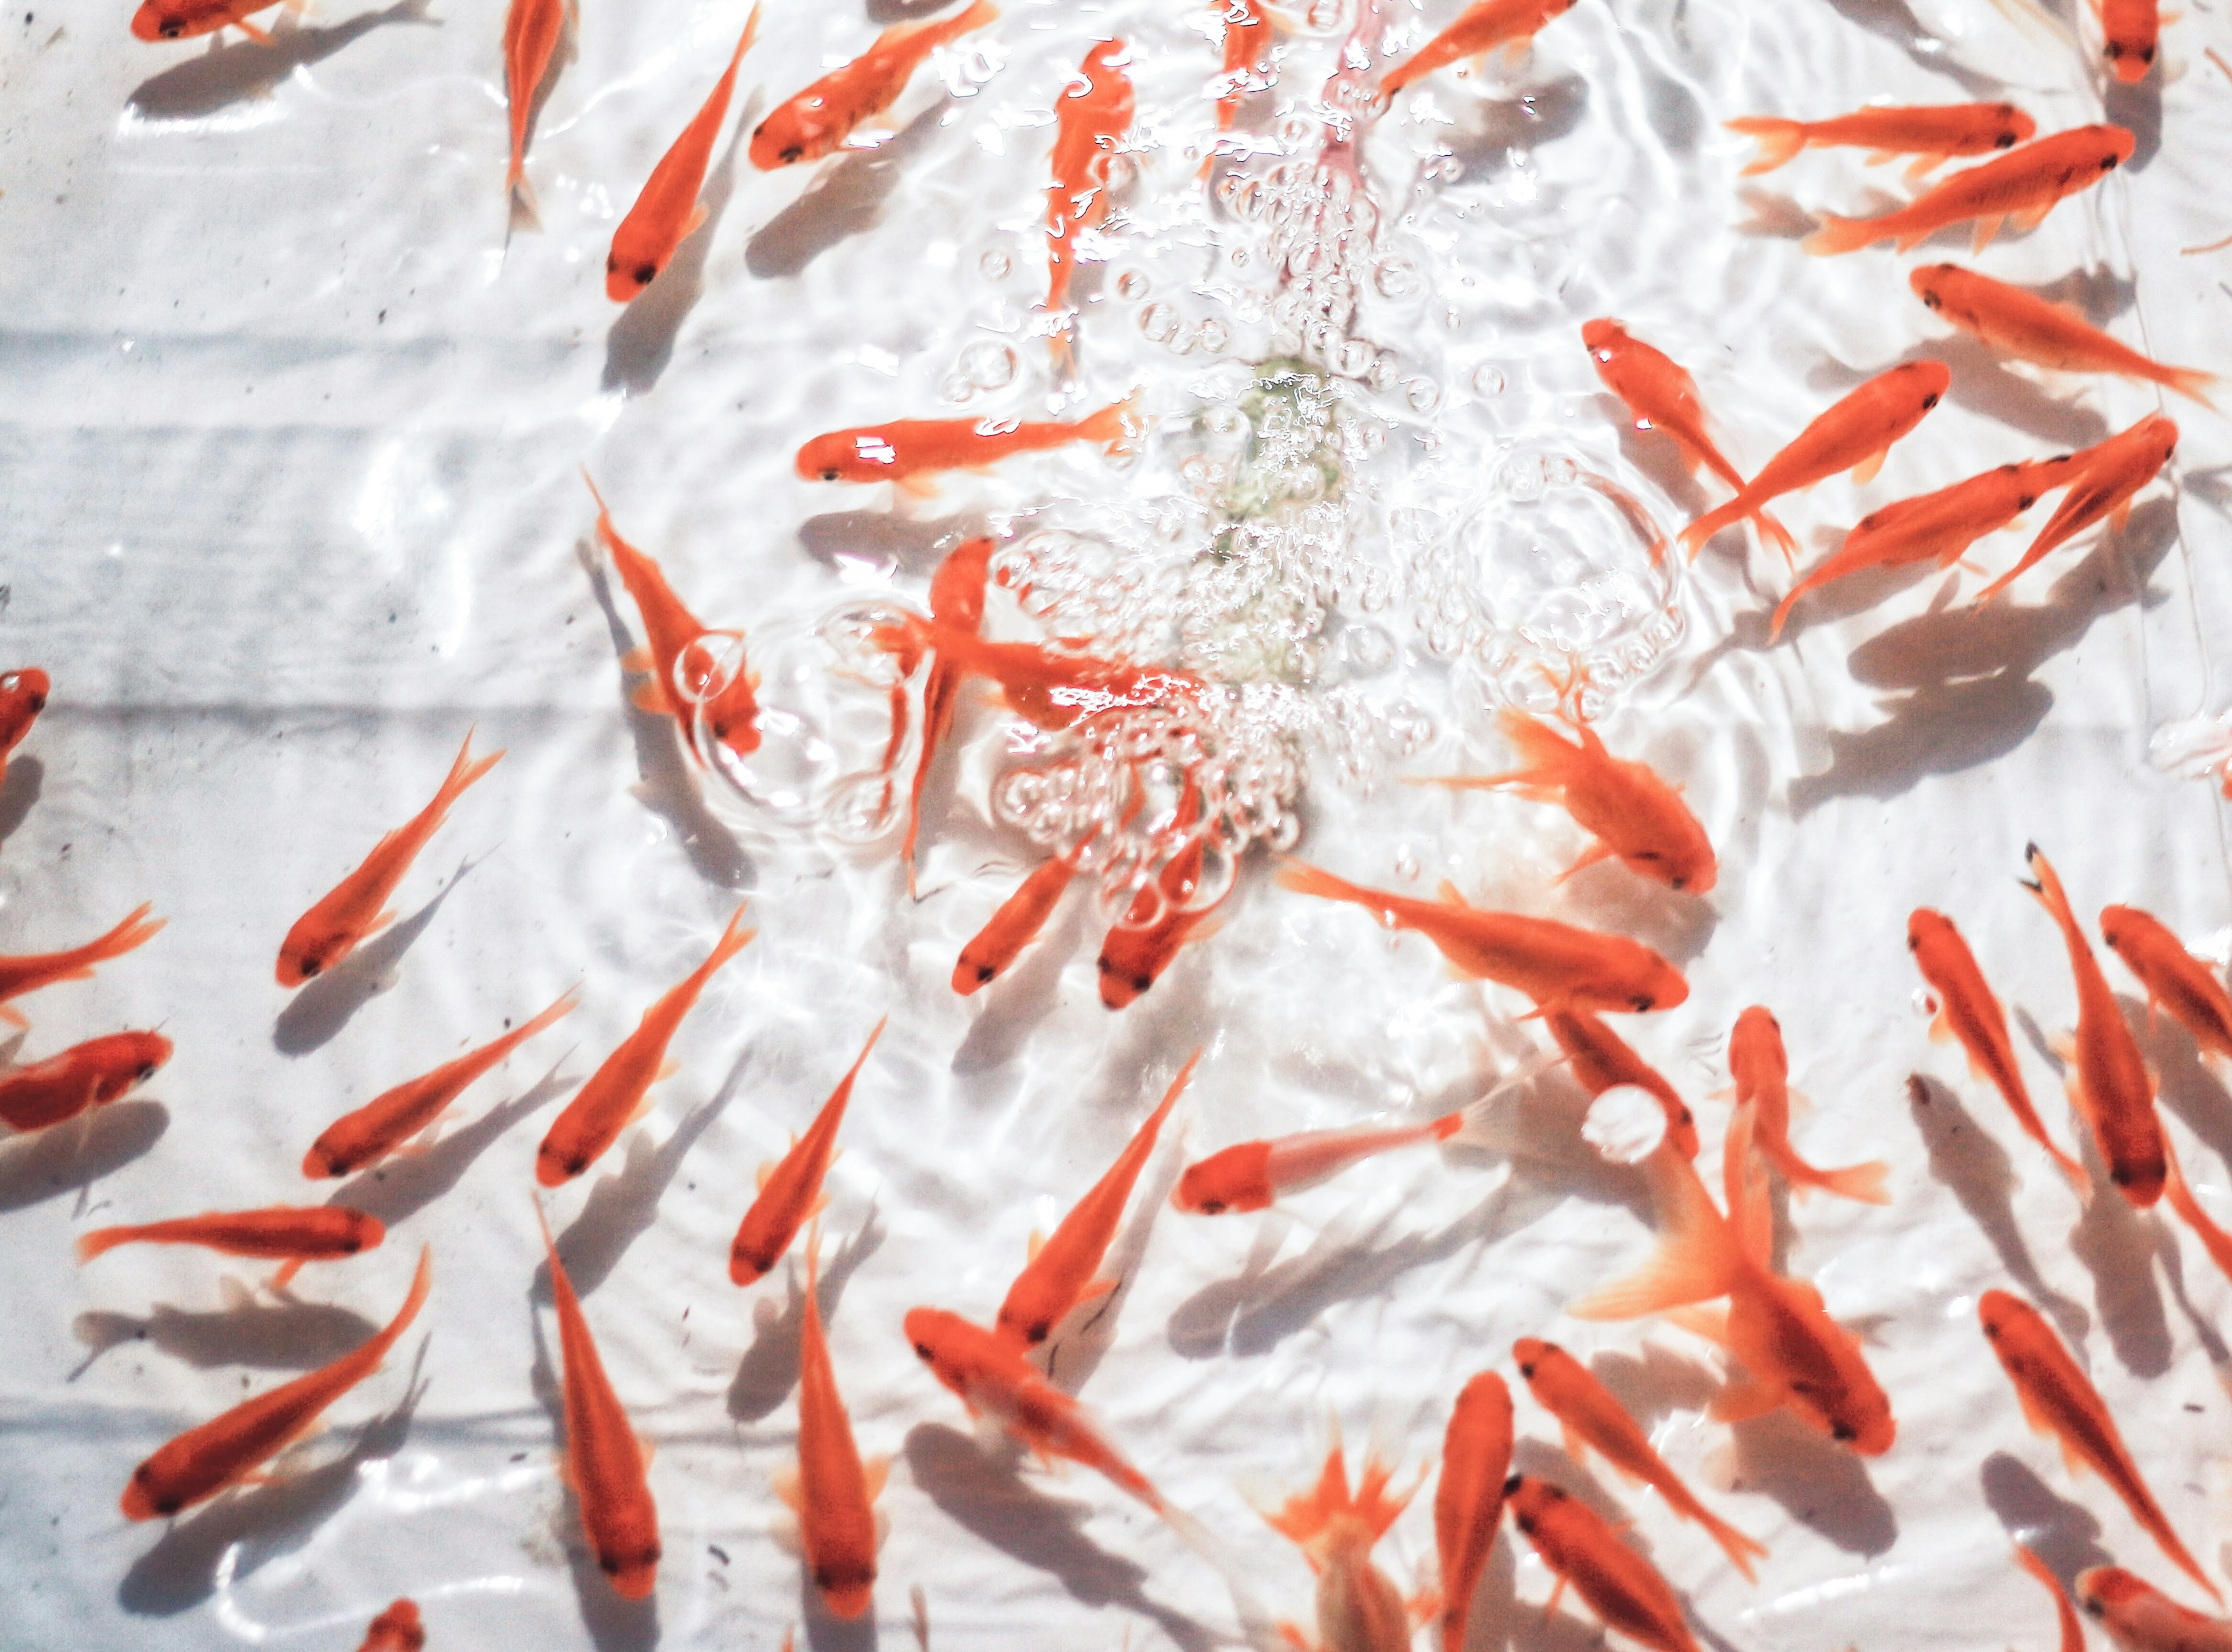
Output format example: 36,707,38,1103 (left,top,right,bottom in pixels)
864,1453,891,1502
1437,879,1475,909
1927,1006,1954,1045
771,1460,803,1514
756,1160,777,1192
